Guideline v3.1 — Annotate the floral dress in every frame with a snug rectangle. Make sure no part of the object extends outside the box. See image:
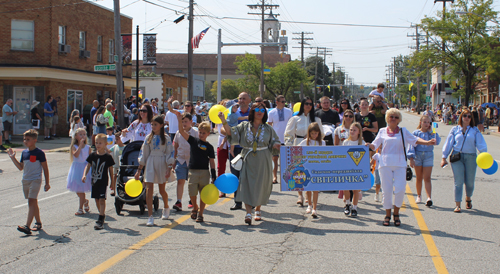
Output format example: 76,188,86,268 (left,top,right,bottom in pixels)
229,122,281,206
123,121,152,142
